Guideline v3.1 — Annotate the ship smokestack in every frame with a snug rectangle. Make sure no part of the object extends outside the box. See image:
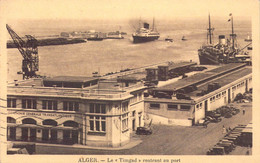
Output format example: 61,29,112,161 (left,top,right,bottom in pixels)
144,23,149,29
219,35,226,45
